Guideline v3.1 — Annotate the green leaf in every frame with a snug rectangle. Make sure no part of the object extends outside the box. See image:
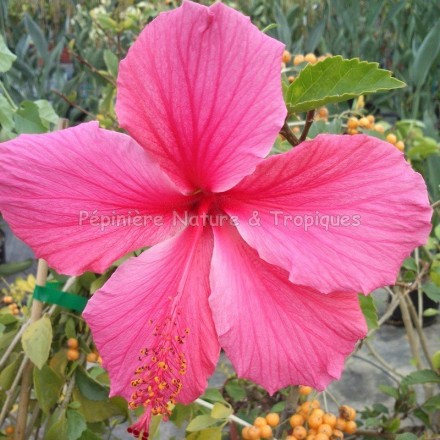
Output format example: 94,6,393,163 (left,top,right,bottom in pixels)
24,14,49,61
379,384,399,399
211,402,233,419
286,56,405,113
395,434,418,440
423,281,440,302
103,50,119,78
270,402,285,412
422,393,440,413
407,137,439,160
0,34,16,72
34,364,63,413
410,20,440,86
186,415,218,432
78,430,101,440
0,259,33,276
76,367,109,401
423,308,438,317
34,100,59,129
66,410,87,440
225,381,246,401
402,257,417,272
0,95,14,130
358,294,379,331
402,369,440,386
0,355,21,391
14,101,46,134
44,409,68,440
201,388,227,404
186,428,222,440
170,403,194,428
73,389,127,423
22,315,53,369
